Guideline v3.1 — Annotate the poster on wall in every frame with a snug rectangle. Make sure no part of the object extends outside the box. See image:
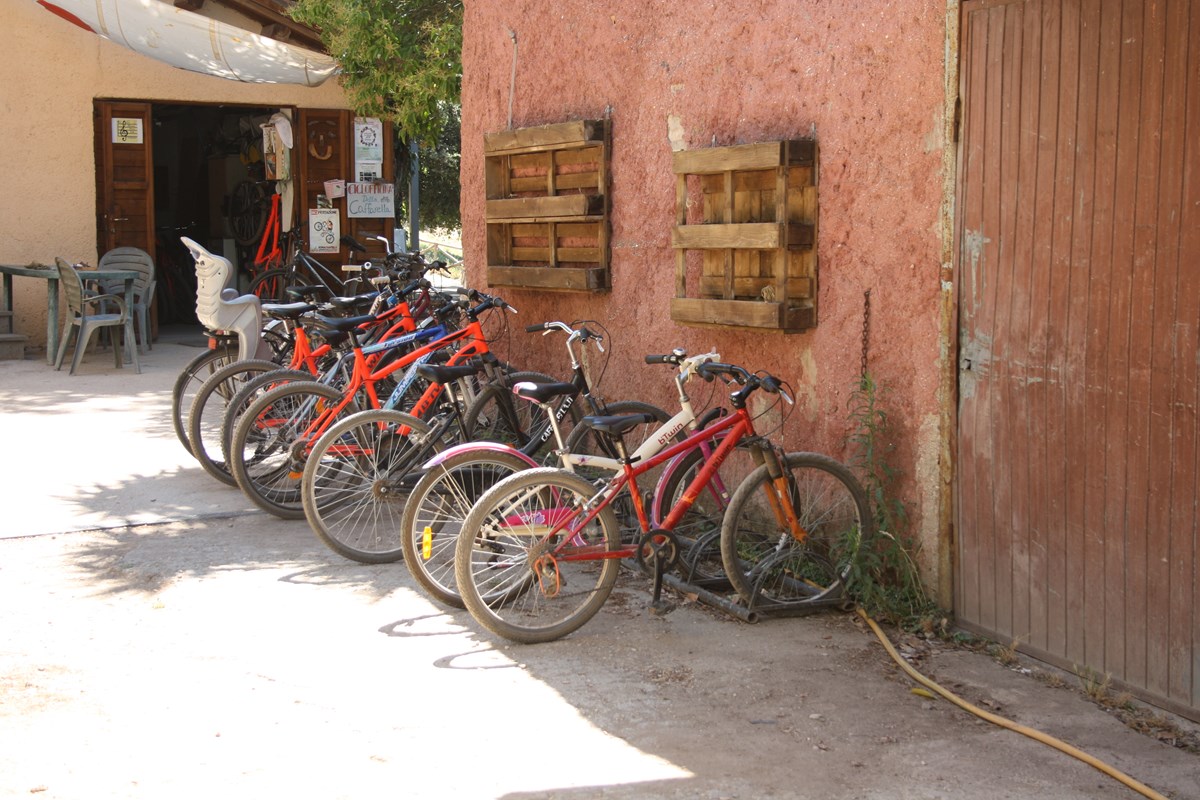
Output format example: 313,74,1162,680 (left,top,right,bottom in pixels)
354,117,383,163
309,208,340,253
354,117,383,181
112,118,143,144
346,182,395,219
